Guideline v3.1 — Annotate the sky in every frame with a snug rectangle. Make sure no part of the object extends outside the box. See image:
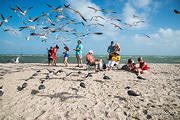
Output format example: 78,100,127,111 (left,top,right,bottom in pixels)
0,0,180,56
